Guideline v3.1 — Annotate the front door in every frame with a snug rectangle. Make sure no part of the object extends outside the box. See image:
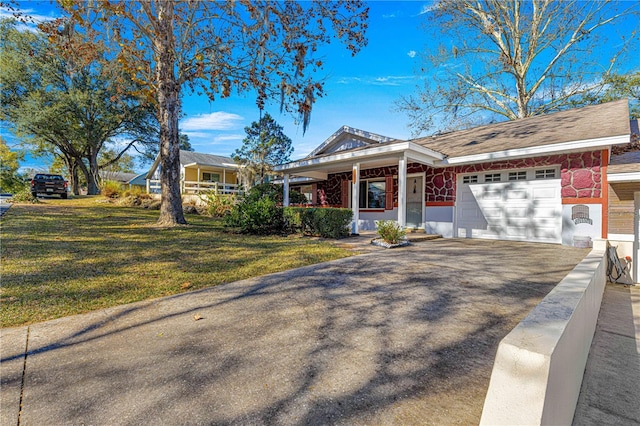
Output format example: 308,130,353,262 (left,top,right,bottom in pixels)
406,175,424,228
